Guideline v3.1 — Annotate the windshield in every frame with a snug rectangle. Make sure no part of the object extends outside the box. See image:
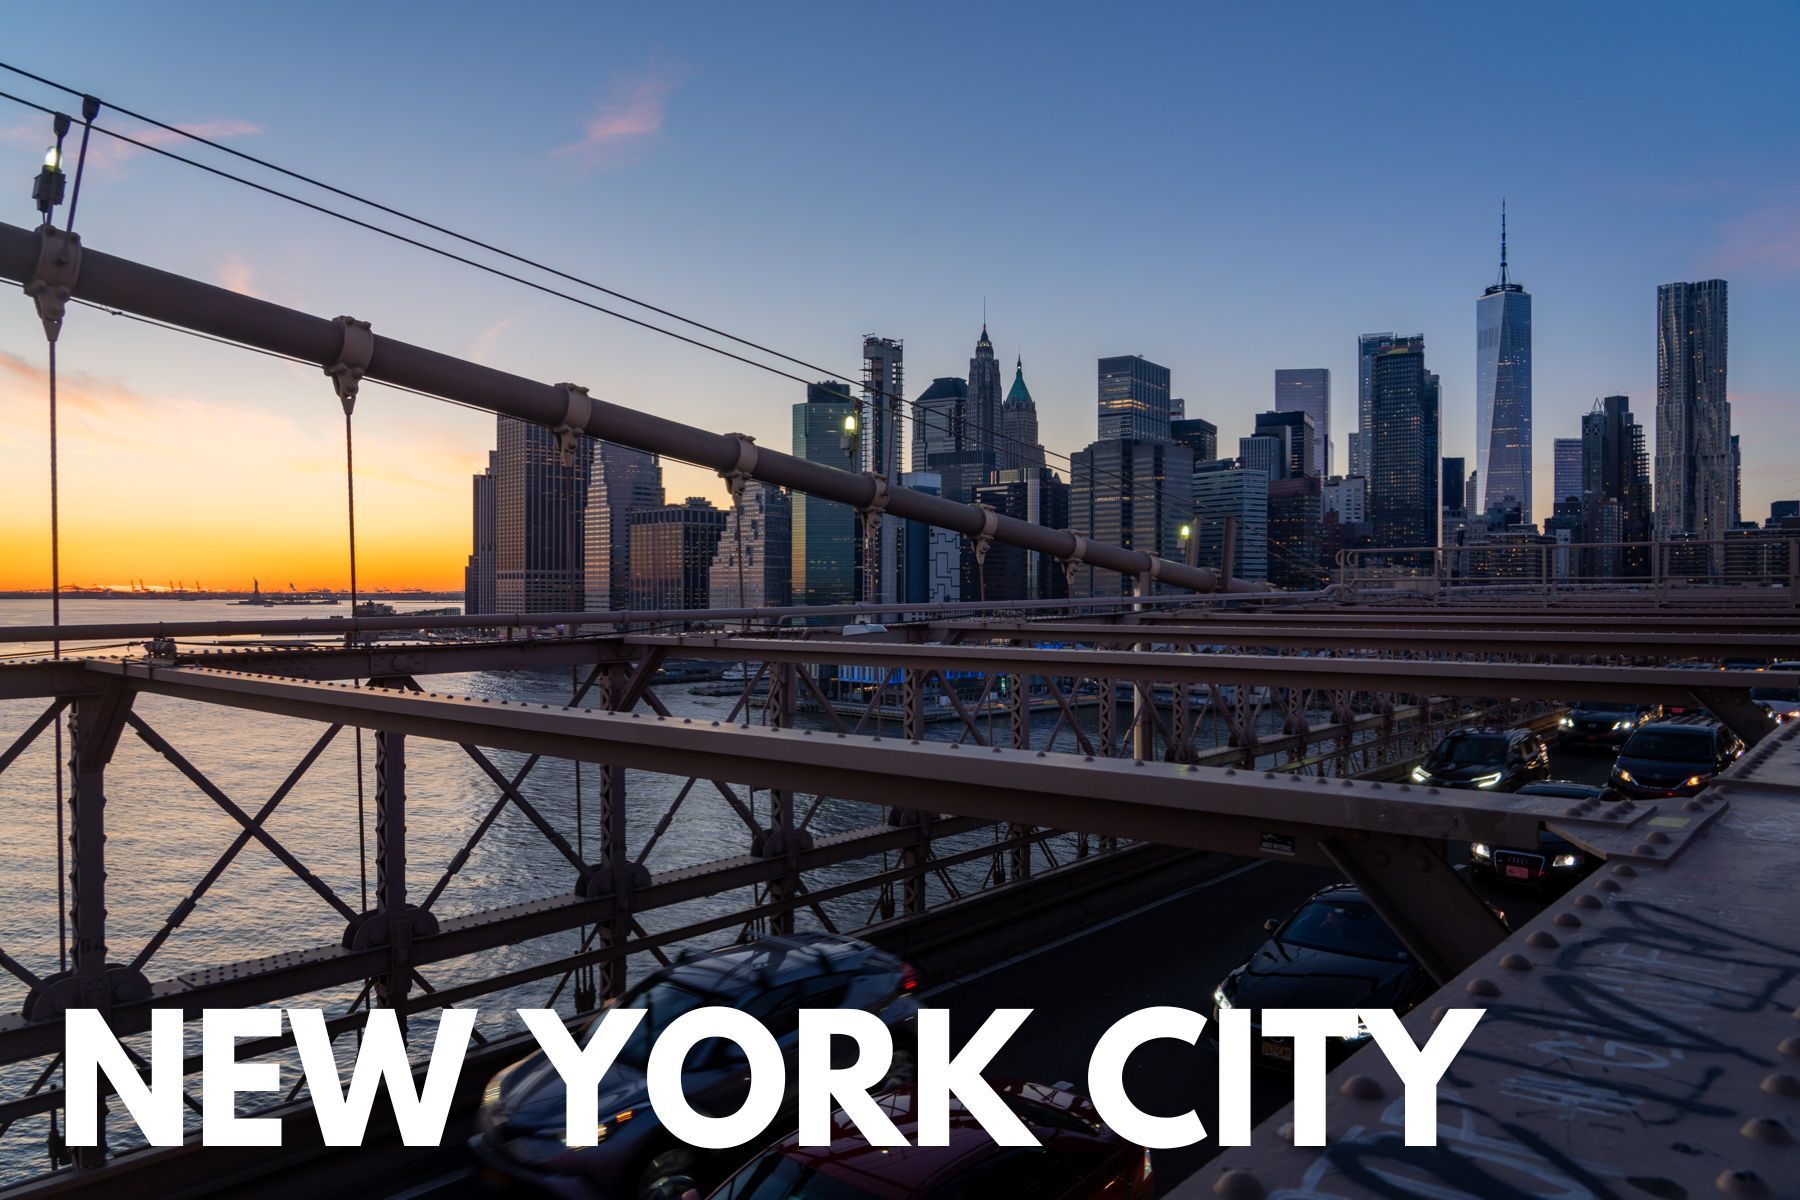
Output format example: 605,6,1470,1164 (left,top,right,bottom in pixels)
586,981,710,1069
716,1153,879,1200
1279,899,1408,961
1429,734,1508,767
1622,729,1714,761
1750,686,1800,702
1570,701,1630,714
